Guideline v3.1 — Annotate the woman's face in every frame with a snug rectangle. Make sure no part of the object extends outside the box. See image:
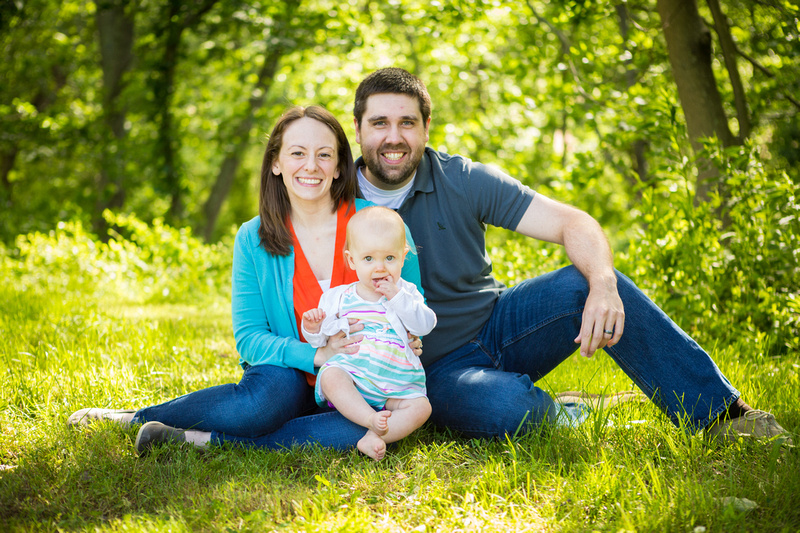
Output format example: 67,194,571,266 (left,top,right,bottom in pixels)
272,117,340,207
